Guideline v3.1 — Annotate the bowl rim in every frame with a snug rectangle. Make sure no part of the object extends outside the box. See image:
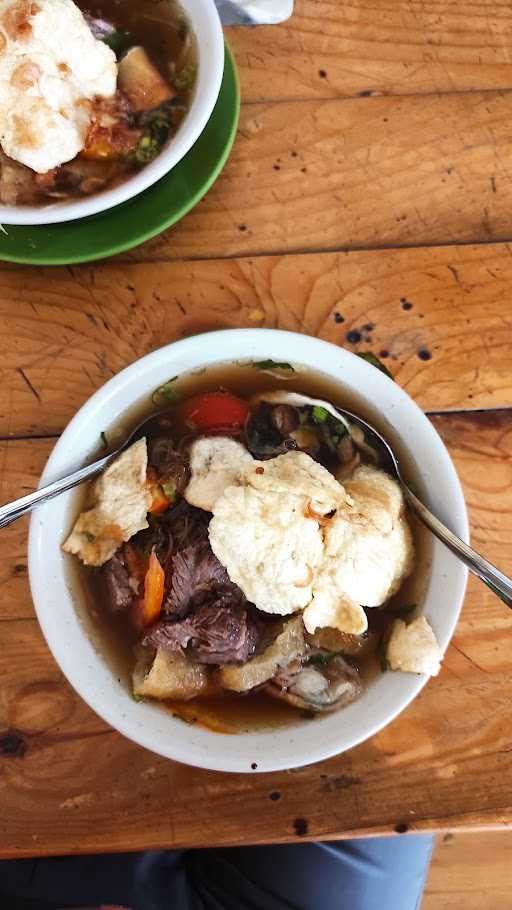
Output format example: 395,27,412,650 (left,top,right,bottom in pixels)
0,0,224,226
28,329,469,772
